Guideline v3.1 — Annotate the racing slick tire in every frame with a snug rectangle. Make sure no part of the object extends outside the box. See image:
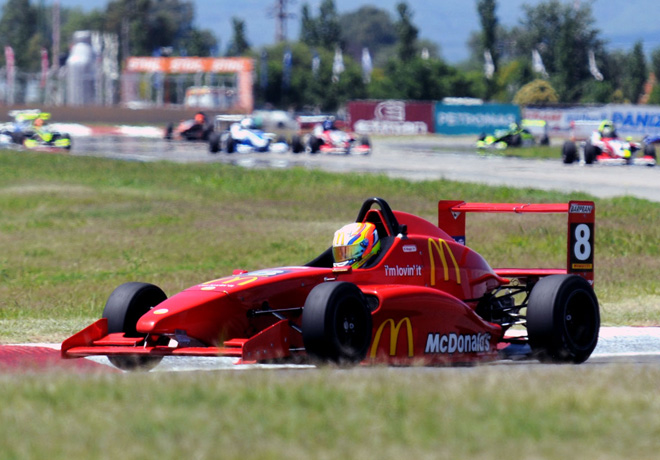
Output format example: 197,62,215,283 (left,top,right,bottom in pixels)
583,142,597,164
208,132,221,153
307,135,321,154
164,123,174,140
510,133,522,147
644,143,656,160
561,141,577,164
102,282,167,371
223,135,235,154
11,131,25,145
291,135,304,153
302,282,372,364
526,275,600,364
